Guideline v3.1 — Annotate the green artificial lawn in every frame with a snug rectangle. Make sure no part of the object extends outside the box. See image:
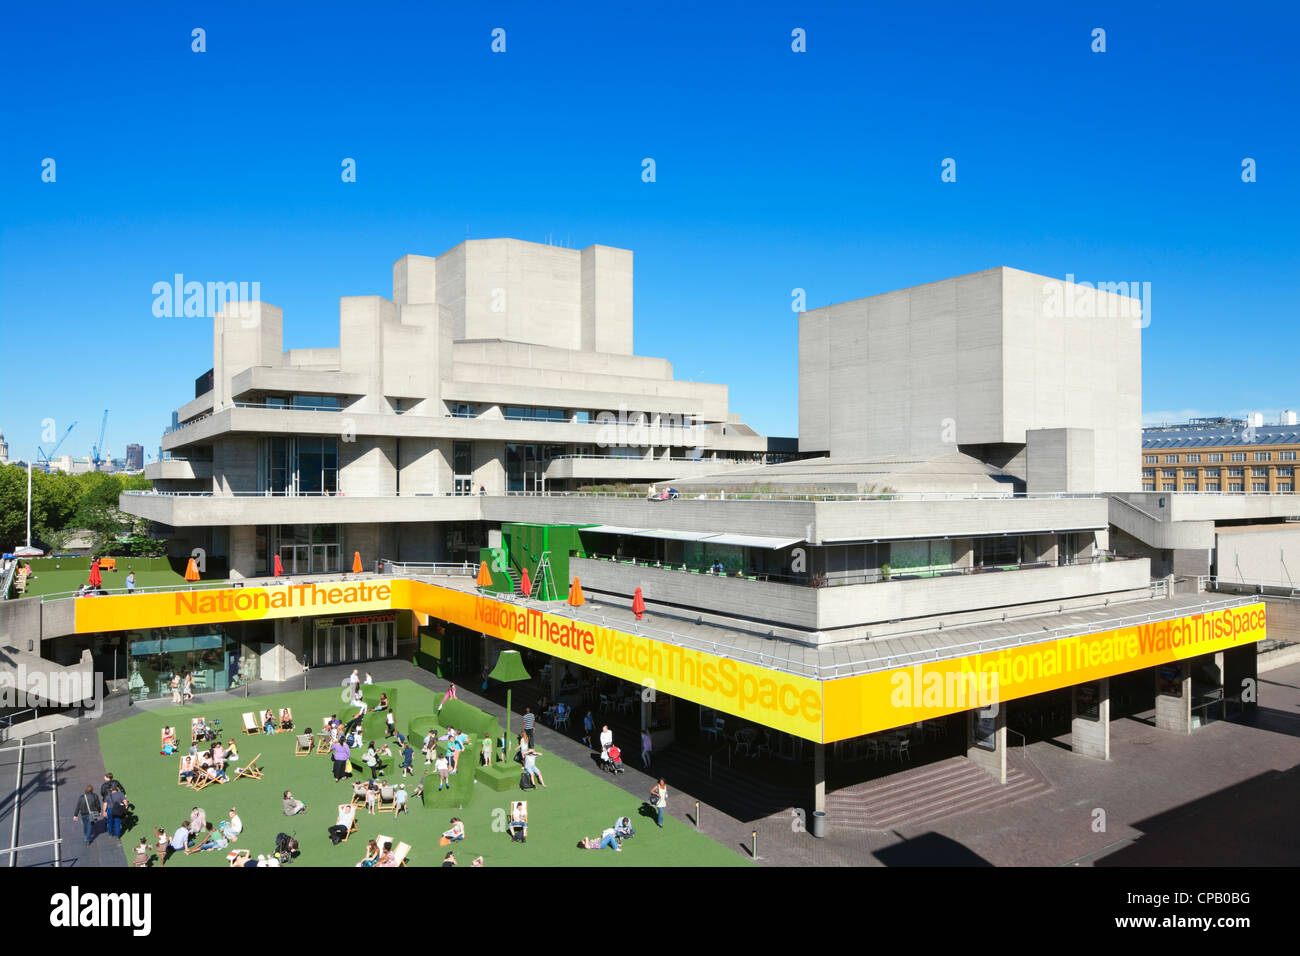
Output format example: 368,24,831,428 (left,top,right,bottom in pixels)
21,567,202,598
97,679,746,868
